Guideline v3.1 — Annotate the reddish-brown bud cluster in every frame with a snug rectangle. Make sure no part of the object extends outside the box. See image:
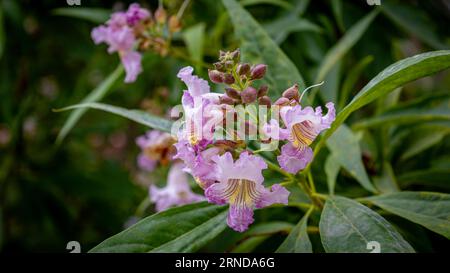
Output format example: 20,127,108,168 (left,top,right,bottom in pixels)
208,48,272,107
